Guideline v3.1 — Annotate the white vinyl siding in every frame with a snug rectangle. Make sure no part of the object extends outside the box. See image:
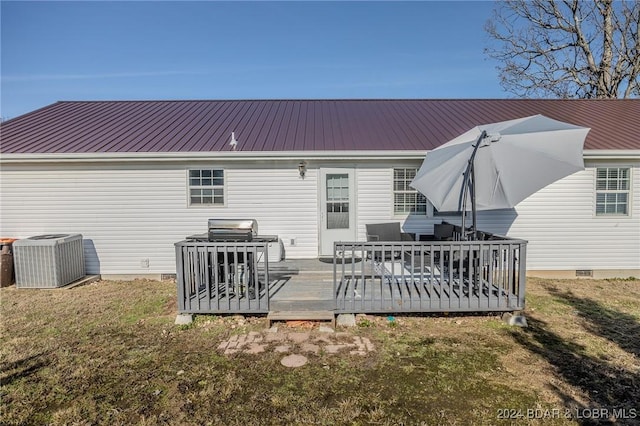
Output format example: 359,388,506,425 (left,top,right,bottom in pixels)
356,162,640,272
356,167,394,241
0,162,318,275
484,162,640,271
356,164,435,238
1,159,638,276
